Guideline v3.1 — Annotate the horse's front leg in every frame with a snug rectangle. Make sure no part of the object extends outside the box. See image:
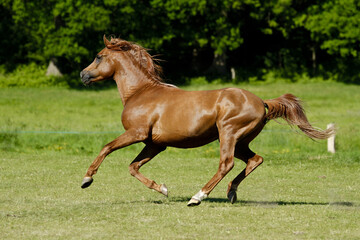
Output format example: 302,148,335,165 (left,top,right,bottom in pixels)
81,128,148,188
129,143,167,196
